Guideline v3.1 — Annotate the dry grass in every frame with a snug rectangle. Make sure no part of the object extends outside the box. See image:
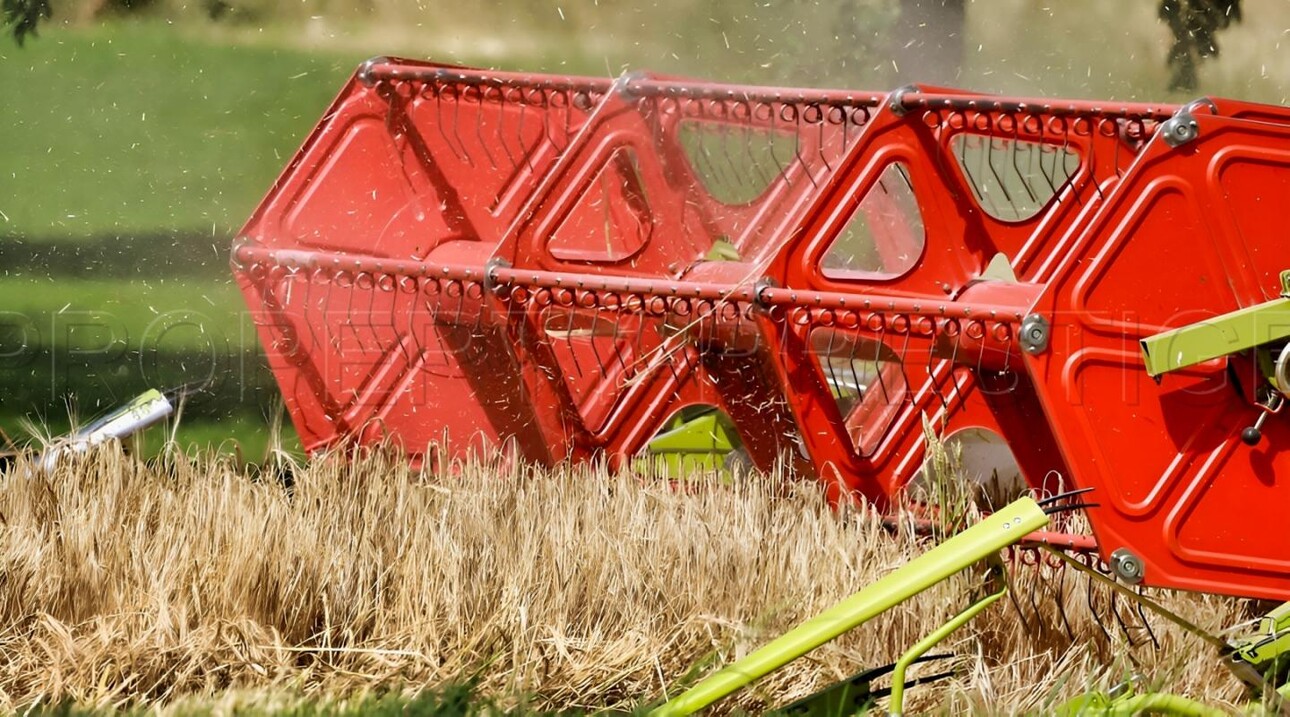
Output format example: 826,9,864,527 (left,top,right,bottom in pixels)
0,444,1256,714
